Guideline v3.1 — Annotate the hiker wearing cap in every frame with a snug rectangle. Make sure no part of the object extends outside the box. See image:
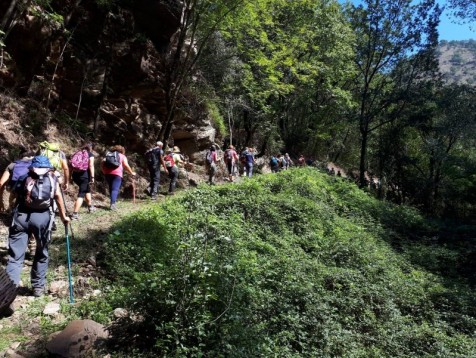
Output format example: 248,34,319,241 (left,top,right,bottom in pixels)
145,141,167,200
101,145,136,210
70,143,96,220
205,145,218,185
172,146,185,168
0,148,35,213
5,155,70,298
164,148,179,195
224,145,239,182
